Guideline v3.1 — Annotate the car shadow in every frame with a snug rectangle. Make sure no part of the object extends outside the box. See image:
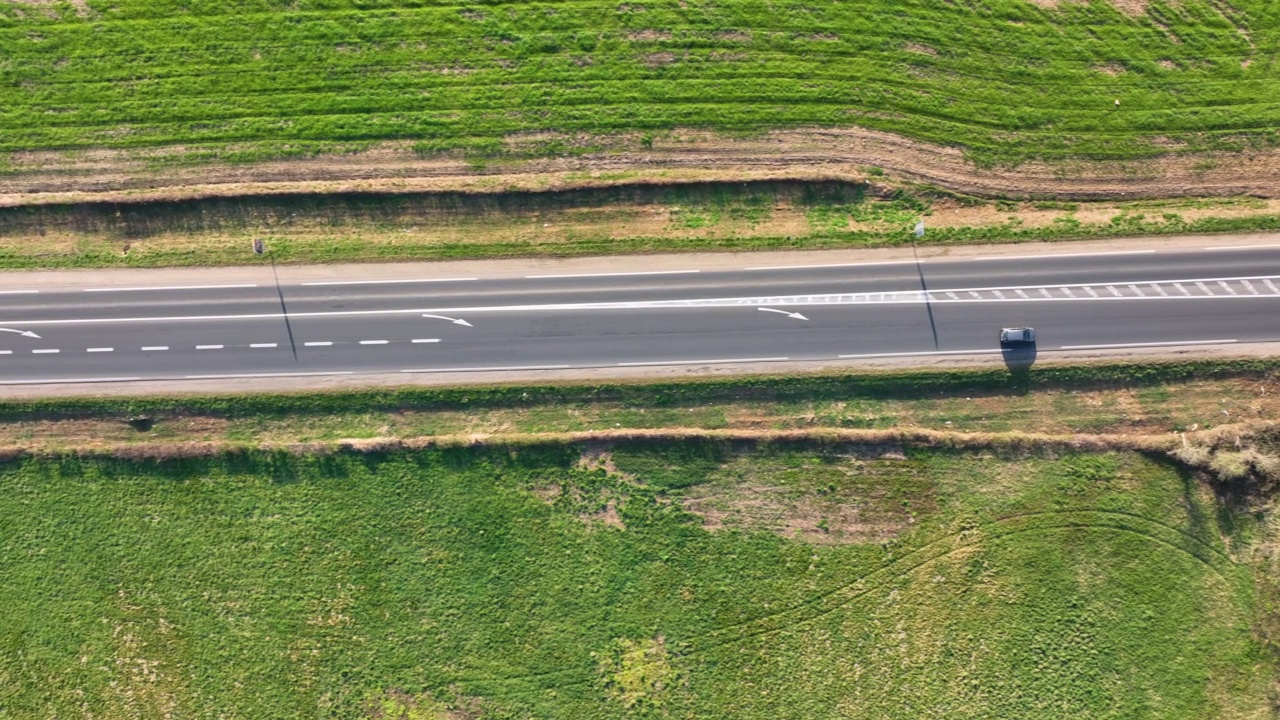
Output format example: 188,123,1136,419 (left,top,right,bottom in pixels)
1001,343,1038,373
